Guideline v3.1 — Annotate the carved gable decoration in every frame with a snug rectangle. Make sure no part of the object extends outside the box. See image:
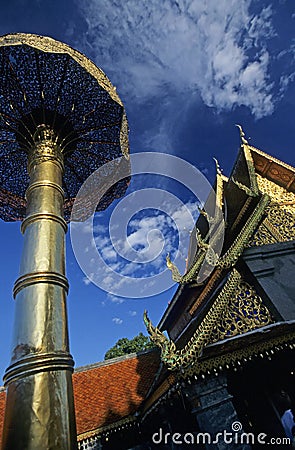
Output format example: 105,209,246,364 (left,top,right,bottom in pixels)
209,276,273,344
249,175,295,246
